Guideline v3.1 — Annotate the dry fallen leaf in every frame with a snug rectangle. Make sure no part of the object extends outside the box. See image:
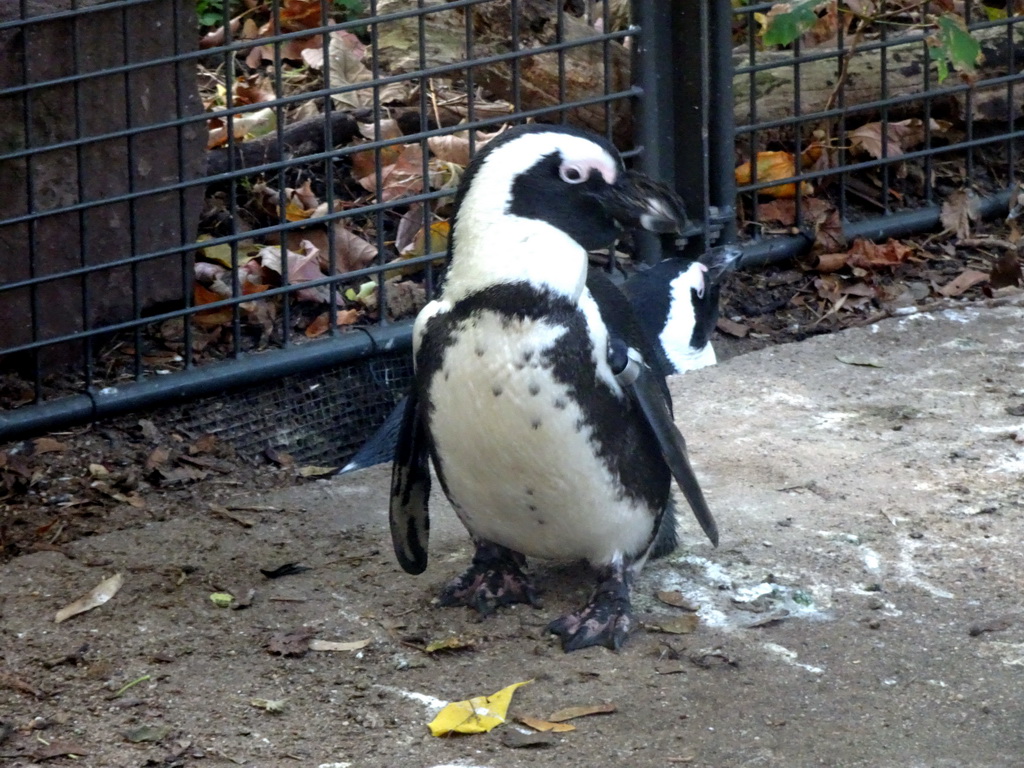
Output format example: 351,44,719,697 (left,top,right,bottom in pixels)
547,702,617,722
55,573,125,623
845,238,915,270
267,626,315,657
991,251,1023,288
424,636,475,653
309,638,371,652
938,269,988,297
517,715,576,733
31,437,67,455
645,614,700,635
848,118,950,160
297,465,339,478
716,317,750,338
656,590,700,611
940,189,982,240
428,680,532,737
251,697,288,712
835,354,884,368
